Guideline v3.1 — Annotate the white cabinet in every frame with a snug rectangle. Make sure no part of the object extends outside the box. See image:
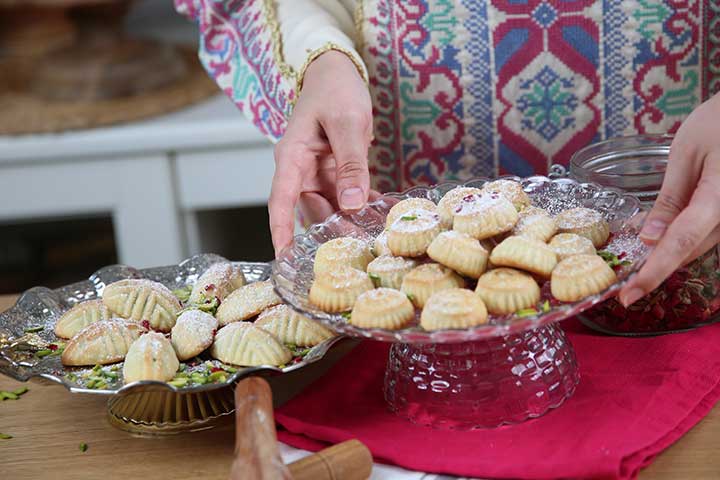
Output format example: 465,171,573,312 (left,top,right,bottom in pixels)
0,96,276,269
